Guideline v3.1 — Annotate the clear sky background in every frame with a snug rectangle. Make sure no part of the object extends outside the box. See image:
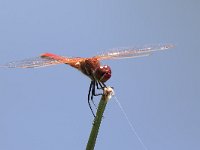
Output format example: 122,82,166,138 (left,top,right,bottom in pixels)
0,0,199,150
